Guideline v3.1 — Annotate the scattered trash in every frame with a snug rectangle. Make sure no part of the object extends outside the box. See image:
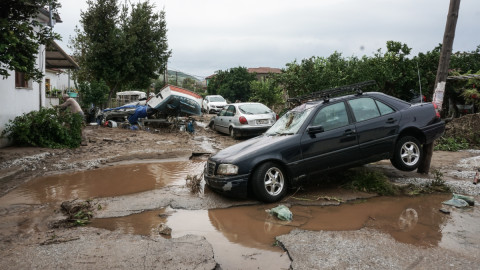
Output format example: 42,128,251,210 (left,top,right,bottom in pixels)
442,193,475,208
186,173,203,194
266,205,293,221
439,208,451,214
442,198,469,208
453,193,475,206
51,200,95,228
186,118,195,133
103,120,117,128
40,236,80,246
